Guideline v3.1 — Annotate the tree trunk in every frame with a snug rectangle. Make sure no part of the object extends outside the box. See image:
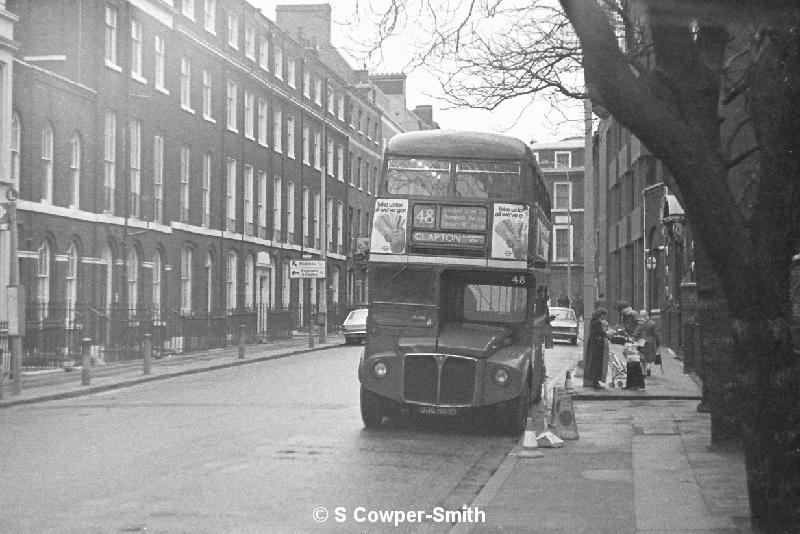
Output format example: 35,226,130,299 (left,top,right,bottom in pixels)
694,242,740,446
733,318,800,531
